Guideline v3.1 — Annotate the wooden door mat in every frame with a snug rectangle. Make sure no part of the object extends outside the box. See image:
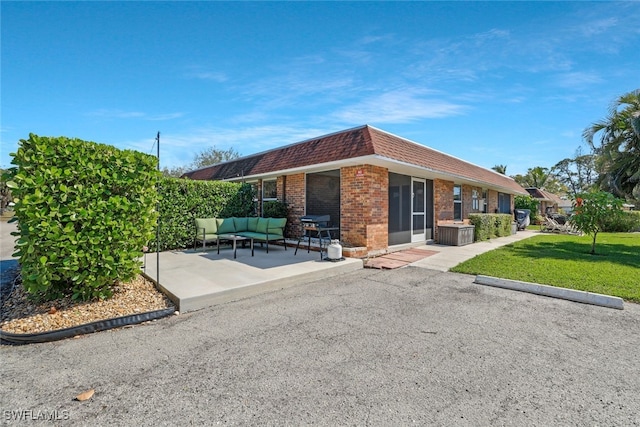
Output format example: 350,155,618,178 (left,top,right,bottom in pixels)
365,248,438,269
